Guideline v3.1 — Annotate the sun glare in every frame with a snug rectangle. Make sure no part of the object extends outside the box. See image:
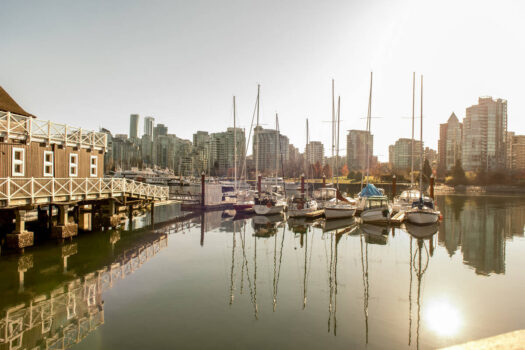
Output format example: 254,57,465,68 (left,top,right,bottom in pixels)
425,299,463,337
